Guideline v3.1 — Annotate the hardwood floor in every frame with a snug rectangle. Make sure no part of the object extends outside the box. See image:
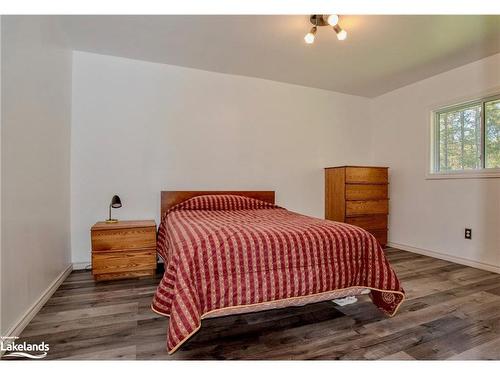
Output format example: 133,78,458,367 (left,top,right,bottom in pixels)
14,248,500,360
